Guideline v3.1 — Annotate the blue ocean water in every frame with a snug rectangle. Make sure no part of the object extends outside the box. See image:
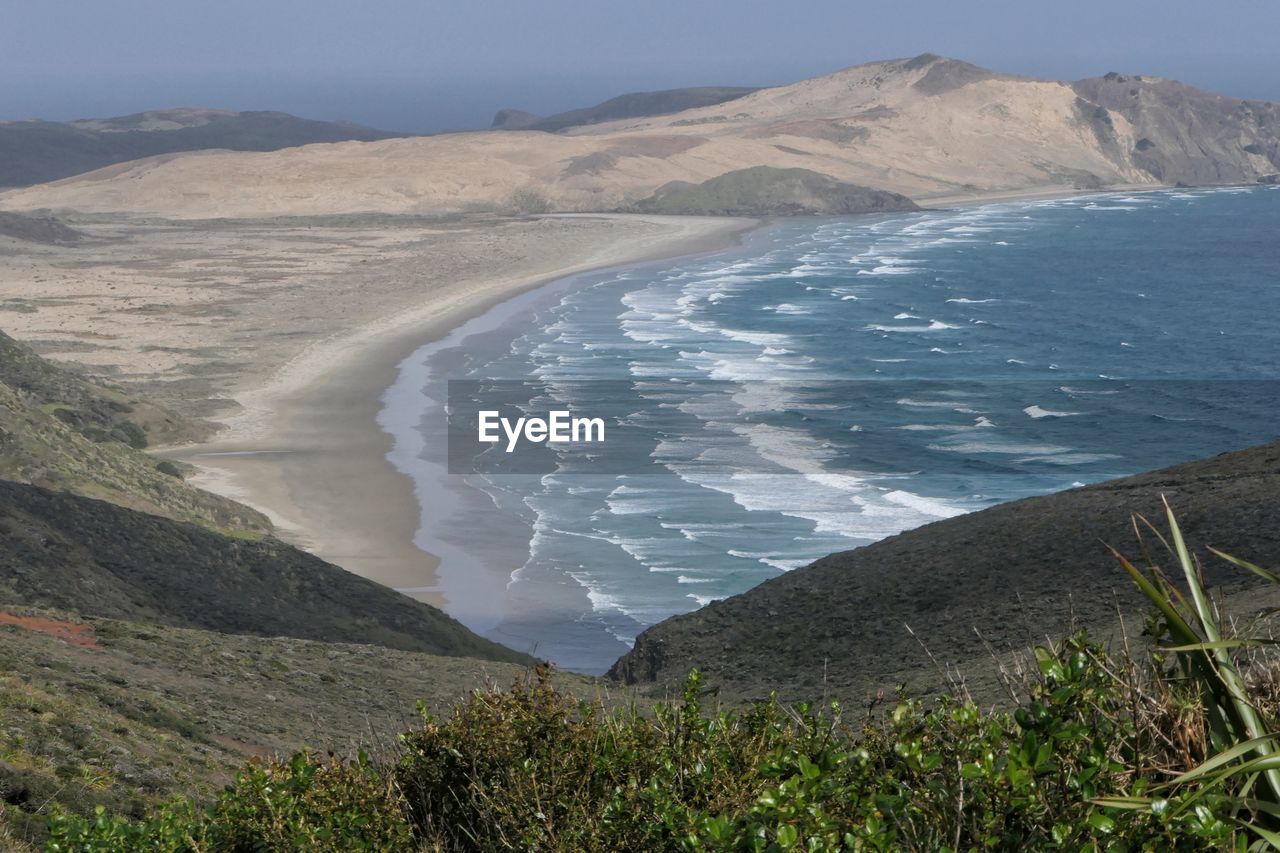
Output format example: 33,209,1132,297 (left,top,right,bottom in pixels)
392,186,1280,673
